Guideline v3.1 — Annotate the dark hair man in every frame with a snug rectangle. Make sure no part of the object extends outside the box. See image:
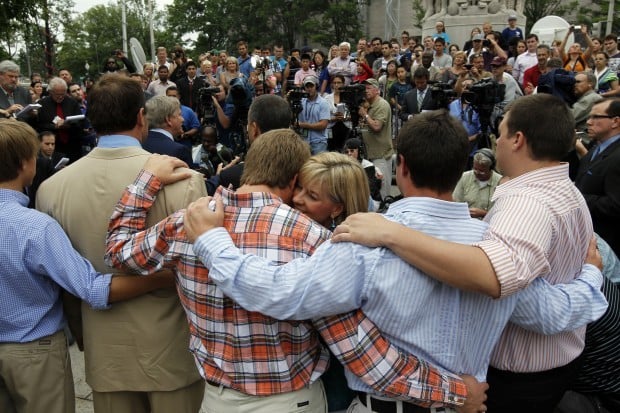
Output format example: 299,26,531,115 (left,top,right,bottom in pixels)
0,119,174,413
36,74,207,413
